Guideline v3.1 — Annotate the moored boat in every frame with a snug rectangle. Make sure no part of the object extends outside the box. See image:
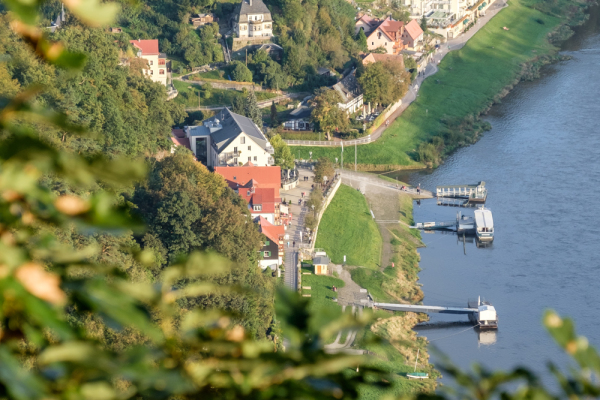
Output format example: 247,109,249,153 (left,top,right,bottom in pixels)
474,206,494,241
